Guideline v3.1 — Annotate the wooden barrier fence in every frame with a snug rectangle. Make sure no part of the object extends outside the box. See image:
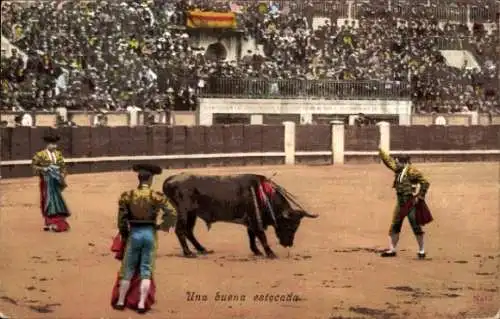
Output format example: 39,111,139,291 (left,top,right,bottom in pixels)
1,123,499,179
